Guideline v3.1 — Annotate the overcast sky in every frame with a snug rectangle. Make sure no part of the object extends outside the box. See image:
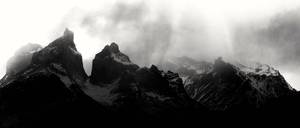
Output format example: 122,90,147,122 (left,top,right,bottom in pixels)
1,0,300,89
